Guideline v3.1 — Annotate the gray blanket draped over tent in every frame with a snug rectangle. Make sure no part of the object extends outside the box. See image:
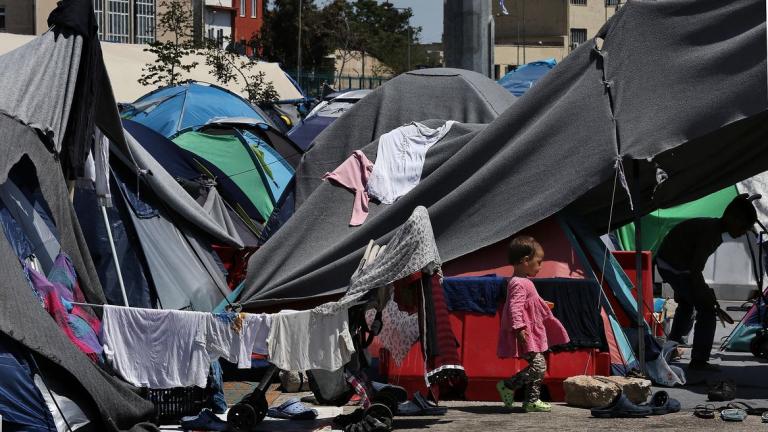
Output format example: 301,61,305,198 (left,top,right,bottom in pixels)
293,68,517,207
238,0,767,308
0,116,157,431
